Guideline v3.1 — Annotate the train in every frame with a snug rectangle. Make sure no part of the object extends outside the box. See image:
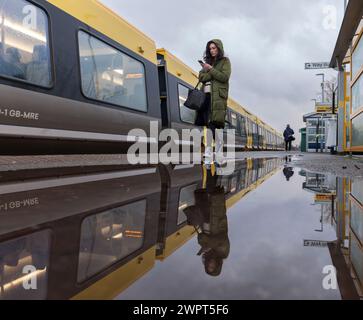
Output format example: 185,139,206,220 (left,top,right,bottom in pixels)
0,158,283,299
0,0,284,155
